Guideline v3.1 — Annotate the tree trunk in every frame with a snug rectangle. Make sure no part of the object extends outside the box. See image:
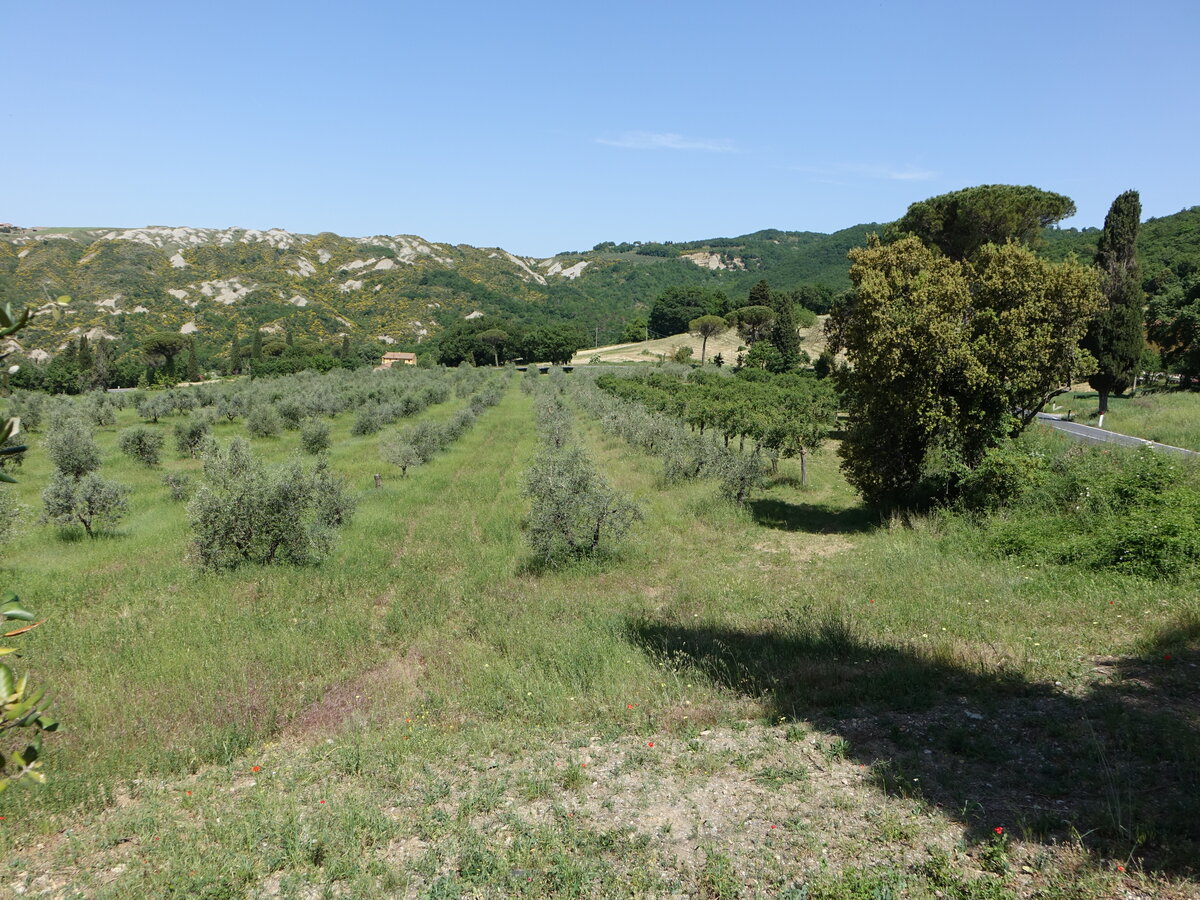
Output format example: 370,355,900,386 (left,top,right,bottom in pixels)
1098,387,1110,415
700,336,708,364
800,448,808,487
